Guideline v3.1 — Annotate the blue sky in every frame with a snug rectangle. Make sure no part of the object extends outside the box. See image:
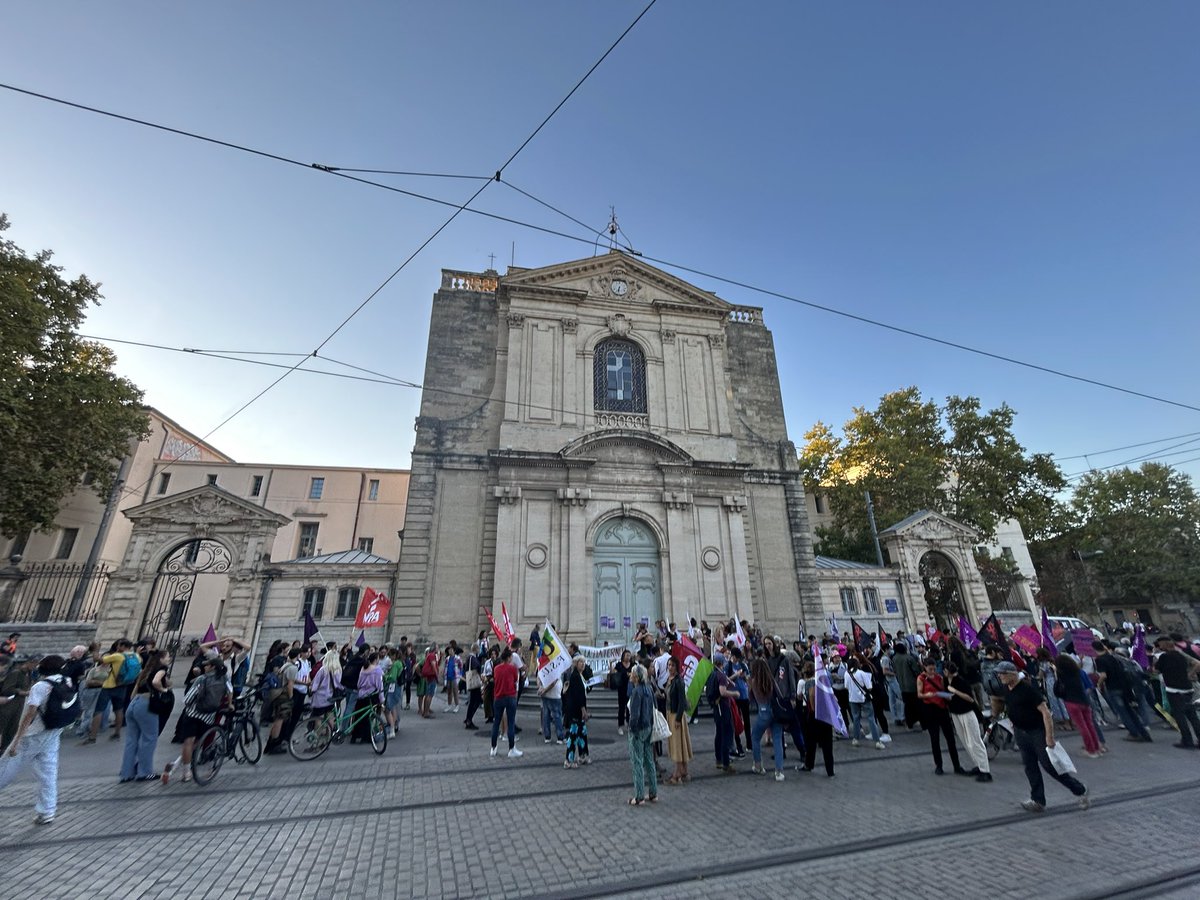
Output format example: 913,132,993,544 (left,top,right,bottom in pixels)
2,1,1198,488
